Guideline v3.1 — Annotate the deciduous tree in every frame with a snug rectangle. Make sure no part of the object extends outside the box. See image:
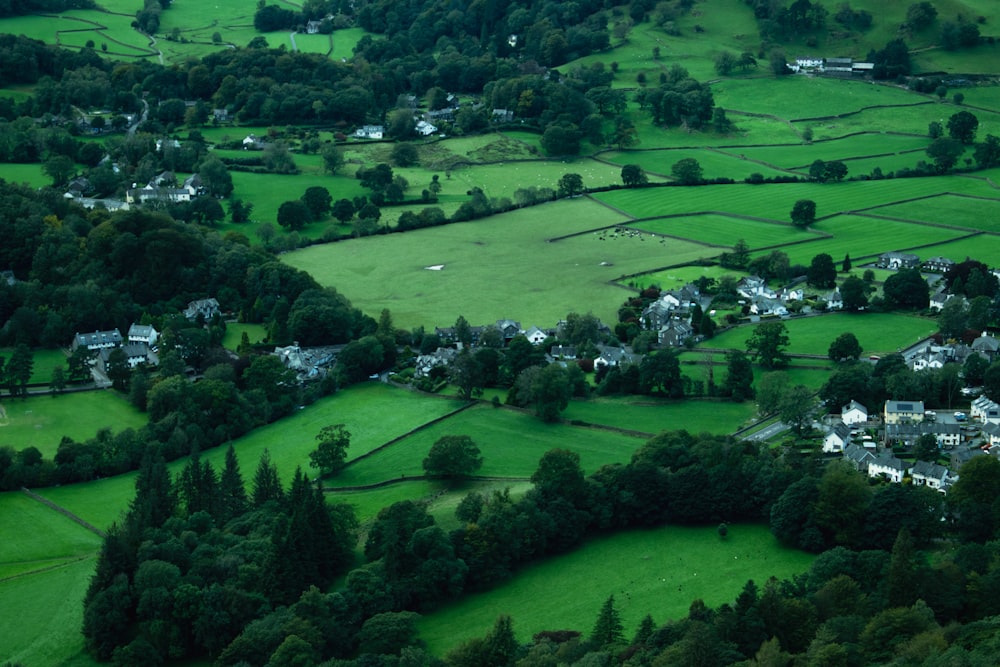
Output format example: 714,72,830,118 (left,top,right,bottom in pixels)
790,199,817,227
746,321,790,370
423,435,483,480
309,424,351,477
